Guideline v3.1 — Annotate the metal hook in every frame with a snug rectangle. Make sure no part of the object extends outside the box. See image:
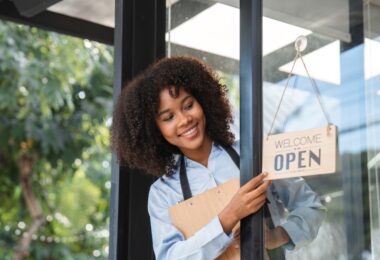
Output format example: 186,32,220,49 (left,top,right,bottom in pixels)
295,35,308,53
